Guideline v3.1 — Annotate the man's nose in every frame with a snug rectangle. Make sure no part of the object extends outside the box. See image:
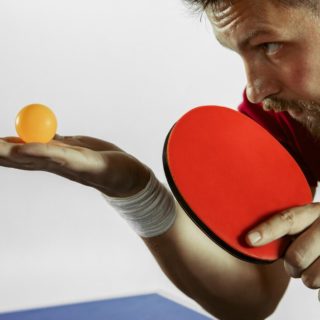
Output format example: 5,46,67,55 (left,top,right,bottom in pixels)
245,63,280,104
